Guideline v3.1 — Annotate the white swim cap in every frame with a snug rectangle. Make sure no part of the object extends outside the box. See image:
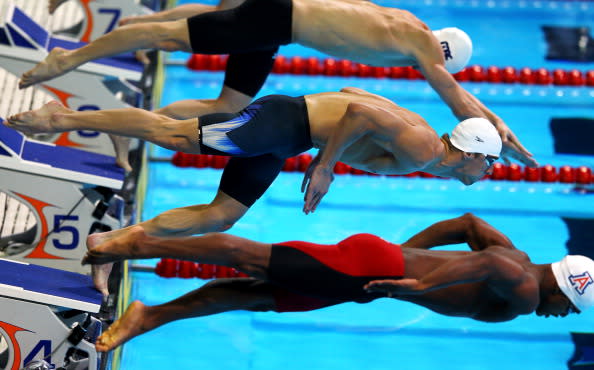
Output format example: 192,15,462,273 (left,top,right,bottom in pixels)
450,118,502,157
552,255,594,312
432,27,473,74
